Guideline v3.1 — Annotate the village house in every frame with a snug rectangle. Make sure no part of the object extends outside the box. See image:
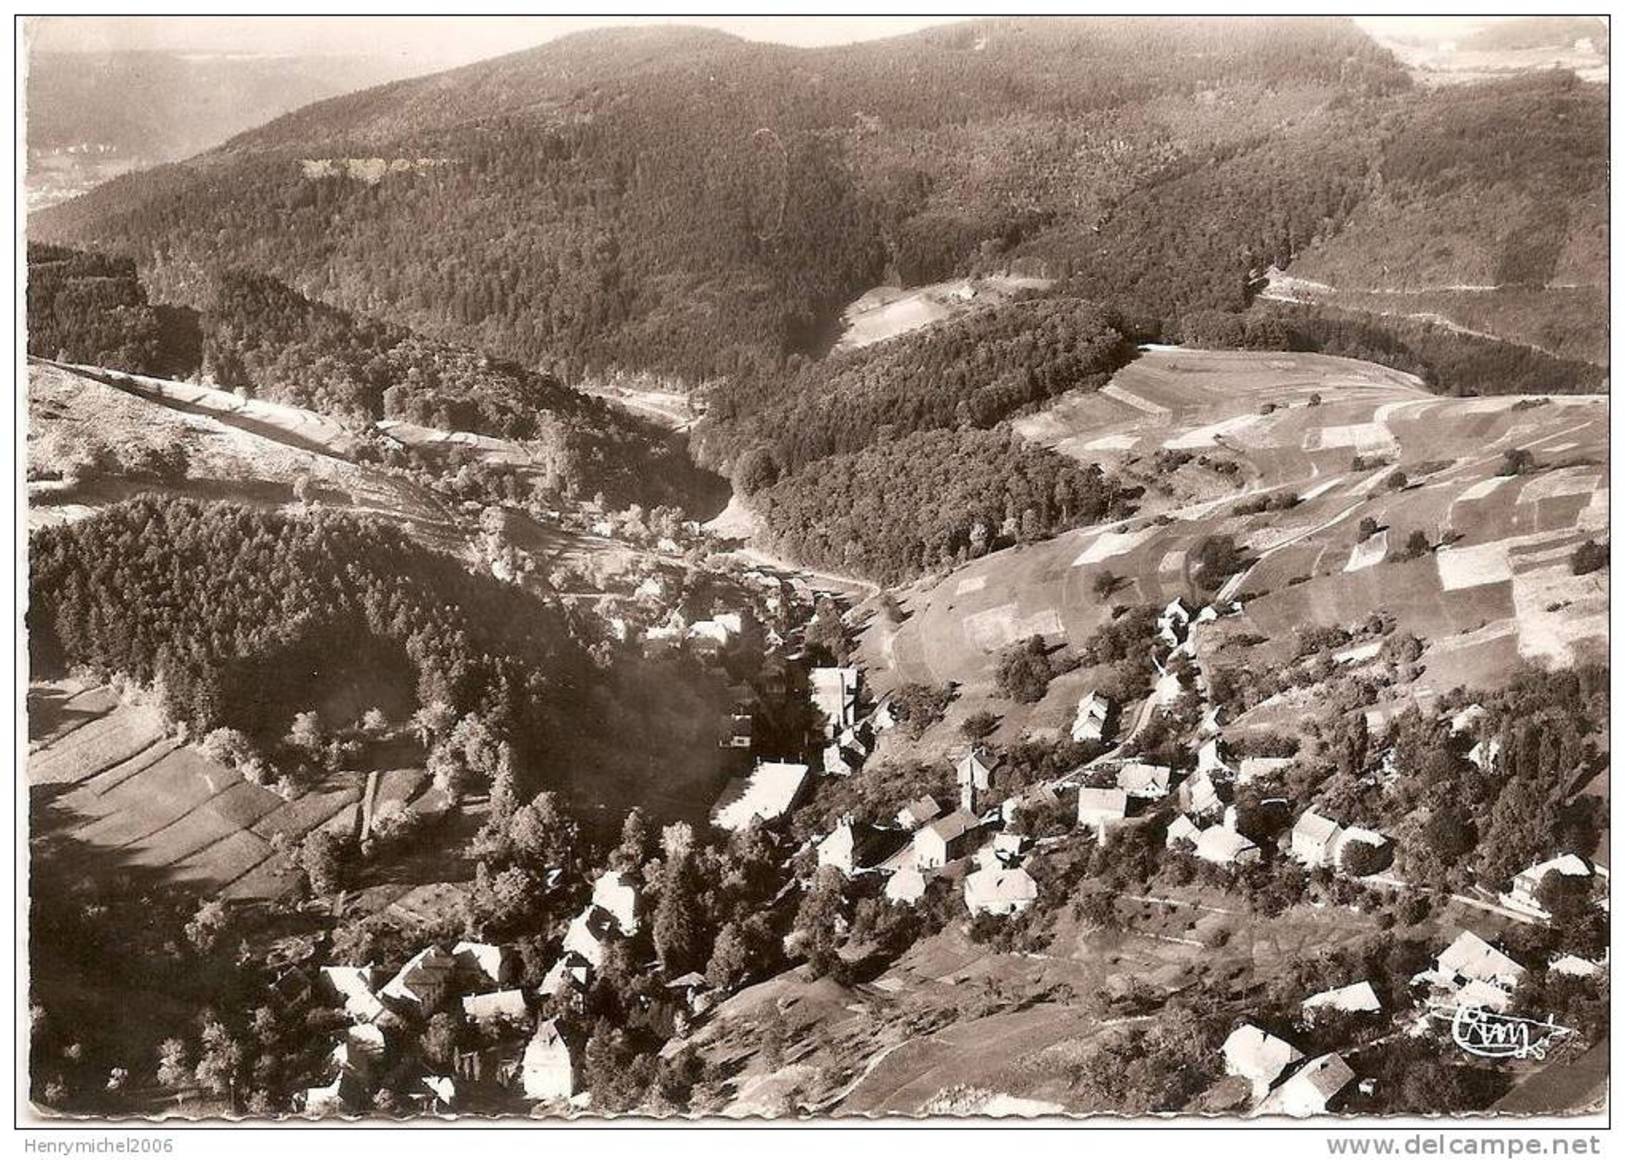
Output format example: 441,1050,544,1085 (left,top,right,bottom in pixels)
540,951,592,1000
452,941,512,991
711,760,812,831
1291,811,1344,868
963,864,1038,917
870,698,899,733
521,1019,578,1103
1071,691,1111,743
719,712,754,750
380,945,460,1017
1237,756,1293,784
1416,931,1526,1013
1256,1053,1355,1117
1117,761,1172,800
1301,981,1382,1023
562,905,620,969
1157,597,1191,648
822,741,858,777
1153,669,1184,708
896,795,943,830
319,965,389,1024
1222,1024,1304,1100
1182,770,1225,821
304,1069,368,1117
1076,786,1128,841
1467,736,1502,773
1500,853,1593,920
817,818,907,877
1195,826,1261,868
885,865,932,905
810,666,860,738
591,870,642,935
461,988,529,1029
1165,814,1200,849
1197,737,1233,777
914,809,982,869
1200,704,1227,737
